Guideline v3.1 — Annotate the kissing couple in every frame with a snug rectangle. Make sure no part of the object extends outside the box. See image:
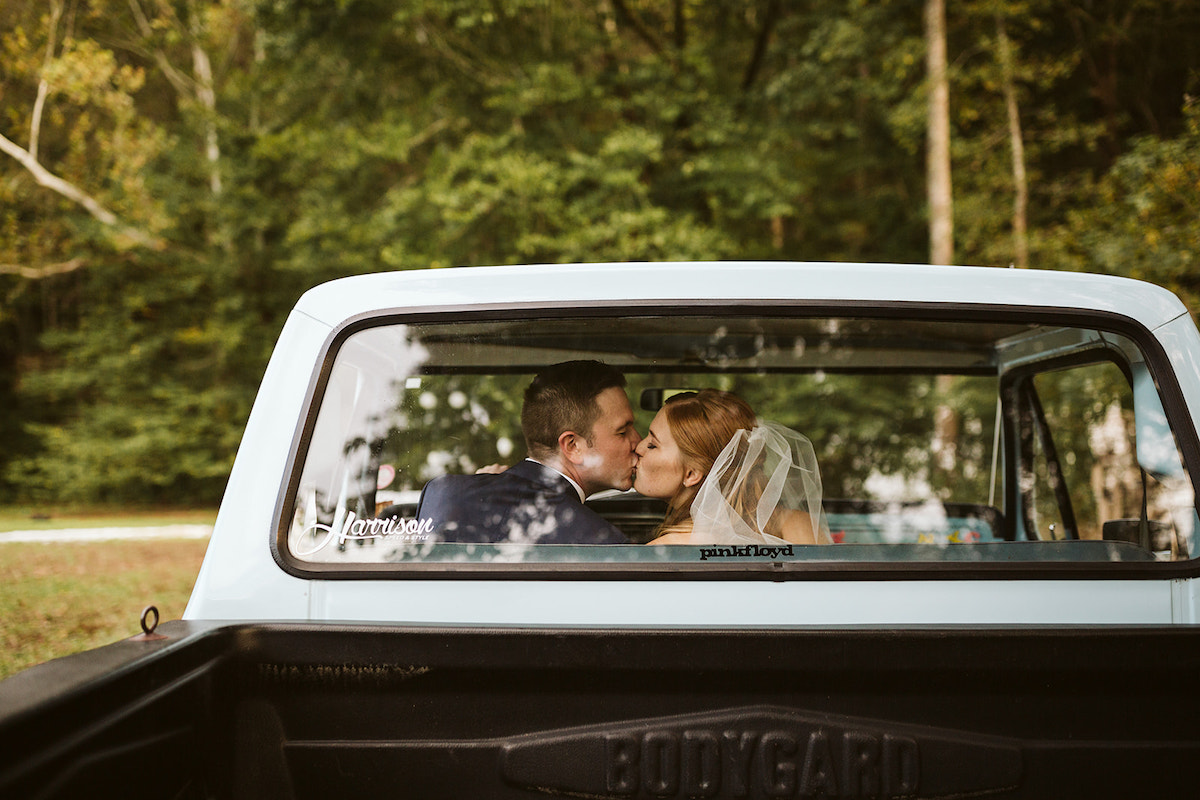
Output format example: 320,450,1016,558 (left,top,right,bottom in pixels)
415,361,830,546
